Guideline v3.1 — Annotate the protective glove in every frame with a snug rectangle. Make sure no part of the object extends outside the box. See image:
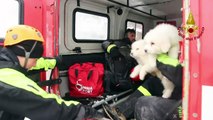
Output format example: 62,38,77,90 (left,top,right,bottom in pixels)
30,57,56,71
30,55,63,71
